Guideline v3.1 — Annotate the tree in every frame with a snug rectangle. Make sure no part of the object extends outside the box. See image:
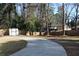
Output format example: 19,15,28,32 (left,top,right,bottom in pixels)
74,4,79,30
58,3,65,35
0,3,9,28
5,3,16,28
